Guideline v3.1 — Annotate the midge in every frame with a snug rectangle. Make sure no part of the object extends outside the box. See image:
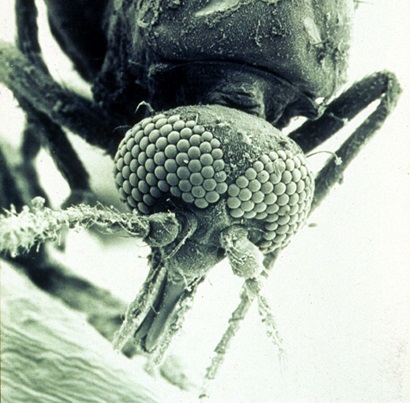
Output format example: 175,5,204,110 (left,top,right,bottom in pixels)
0,0,401,393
